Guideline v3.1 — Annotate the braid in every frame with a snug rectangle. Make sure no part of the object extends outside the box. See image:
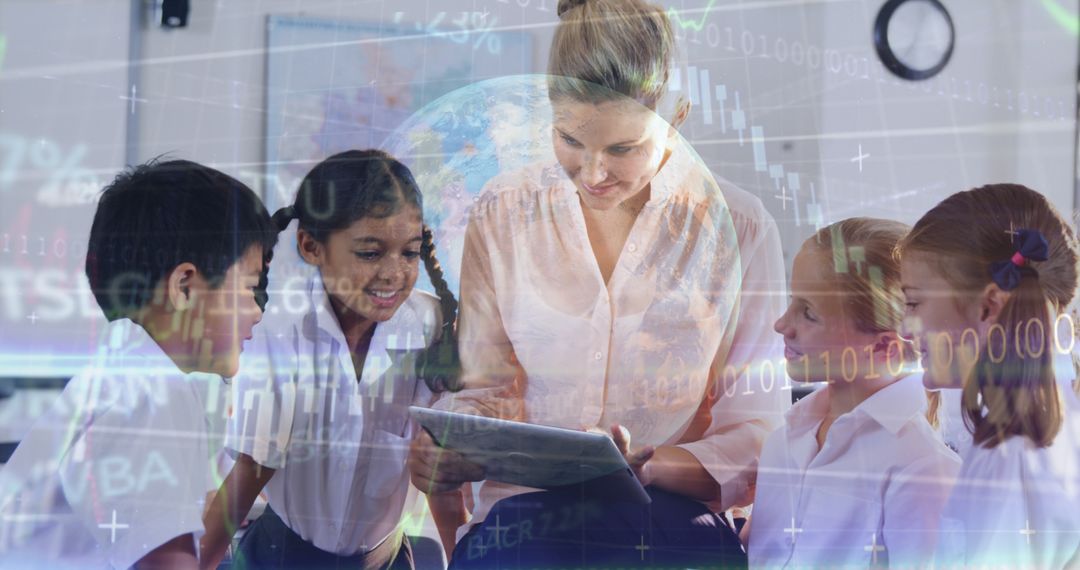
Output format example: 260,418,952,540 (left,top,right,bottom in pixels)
254,206,299,311
421,227,458,326
417,226,462,392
